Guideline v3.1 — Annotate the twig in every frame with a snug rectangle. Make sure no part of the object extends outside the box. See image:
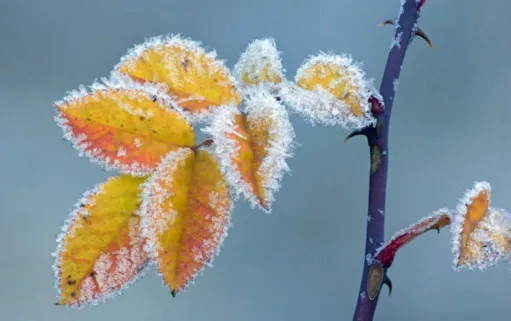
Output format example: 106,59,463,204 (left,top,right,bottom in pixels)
351,1,425,320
